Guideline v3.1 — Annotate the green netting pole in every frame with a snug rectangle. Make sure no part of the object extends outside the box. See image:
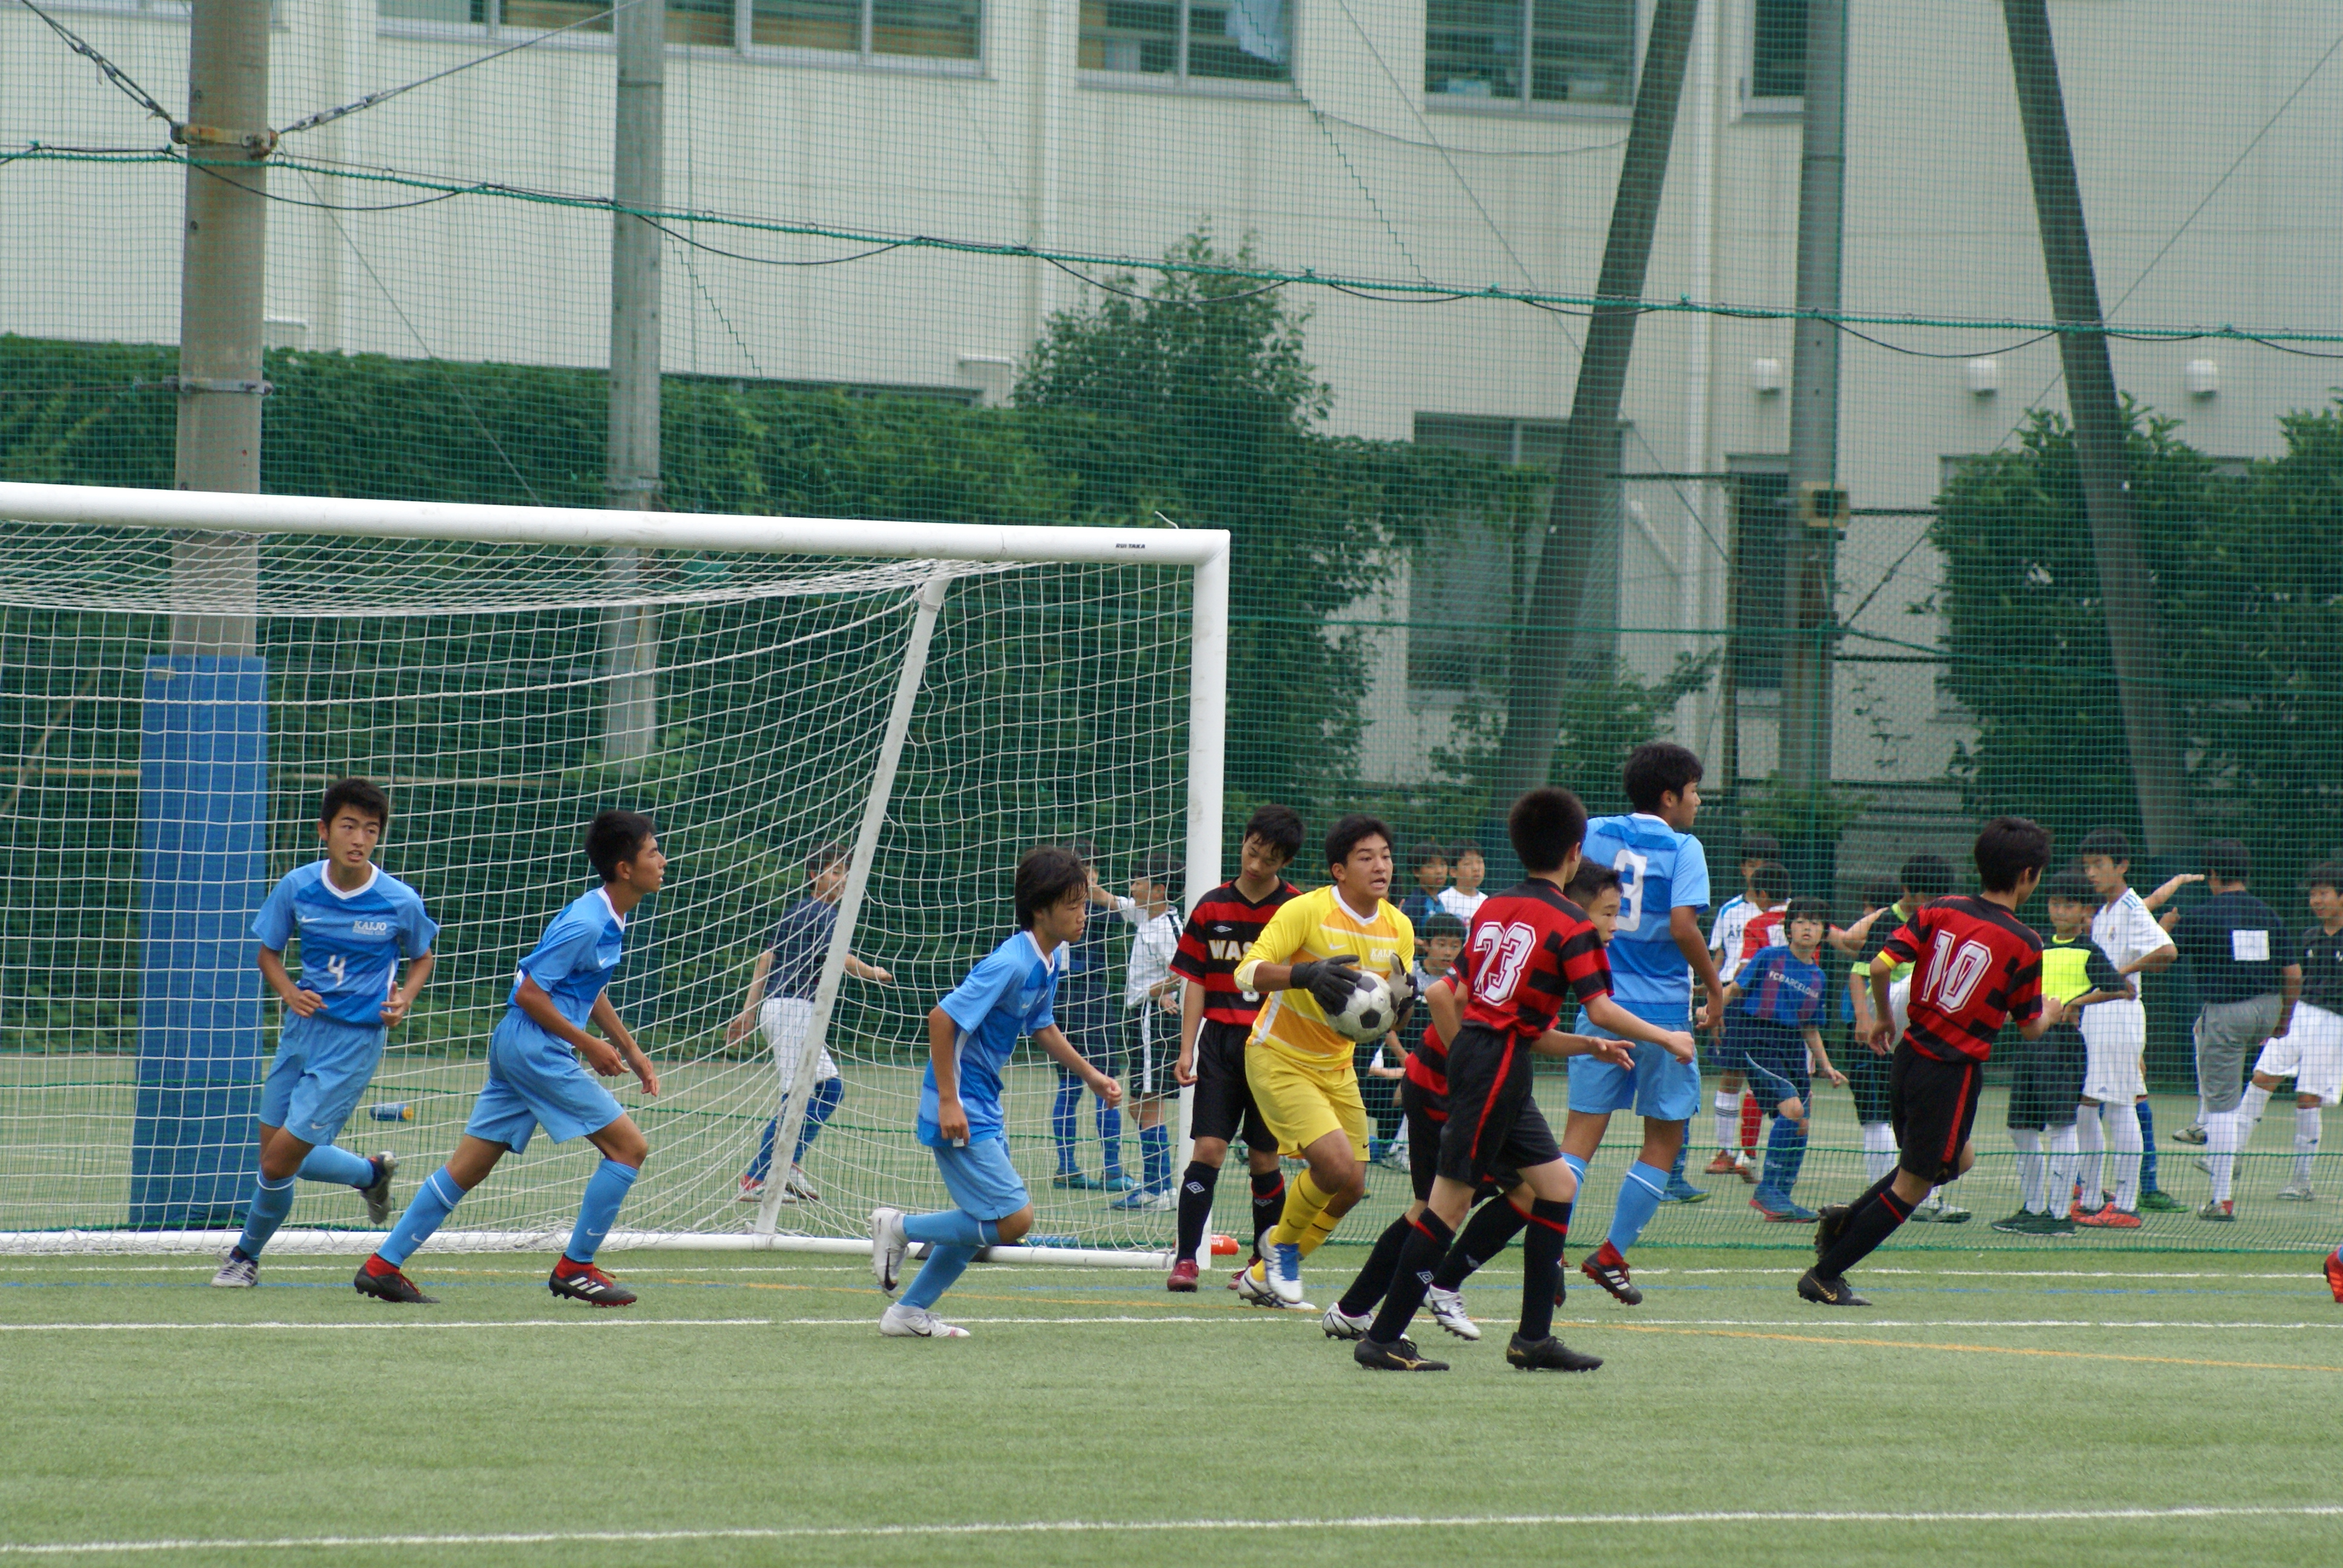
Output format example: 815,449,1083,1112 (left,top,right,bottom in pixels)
2002,0,2191,855
1781,0,1848,898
